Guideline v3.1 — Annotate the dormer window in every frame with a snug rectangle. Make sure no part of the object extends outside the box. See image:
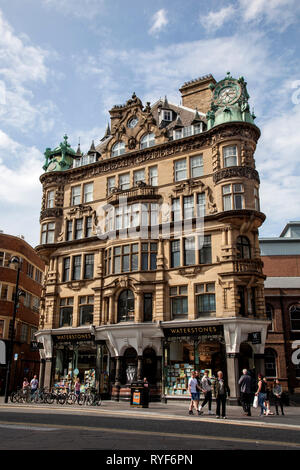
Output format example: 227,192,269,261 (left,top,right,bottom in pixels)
140,133,155,149
111,141,125,157
163,110,172,121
